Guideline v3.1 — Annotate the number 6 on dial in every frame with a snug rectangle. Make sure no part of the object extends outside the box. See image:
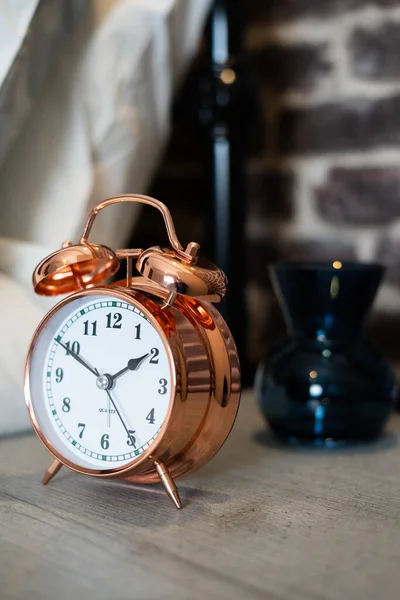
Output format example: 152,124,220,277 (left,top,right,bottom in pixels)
25,194,240,509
